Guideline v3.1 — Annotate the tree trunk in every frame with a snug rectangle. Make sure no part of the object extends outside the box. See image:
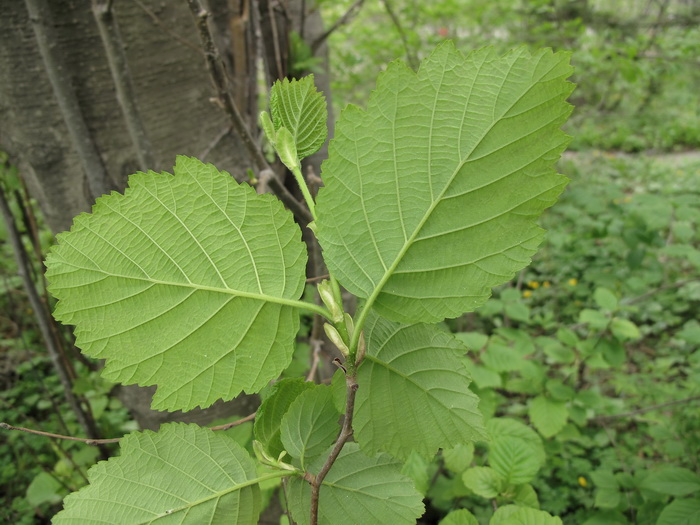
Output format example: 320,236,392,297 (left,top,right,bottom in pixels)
0,0,332,431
